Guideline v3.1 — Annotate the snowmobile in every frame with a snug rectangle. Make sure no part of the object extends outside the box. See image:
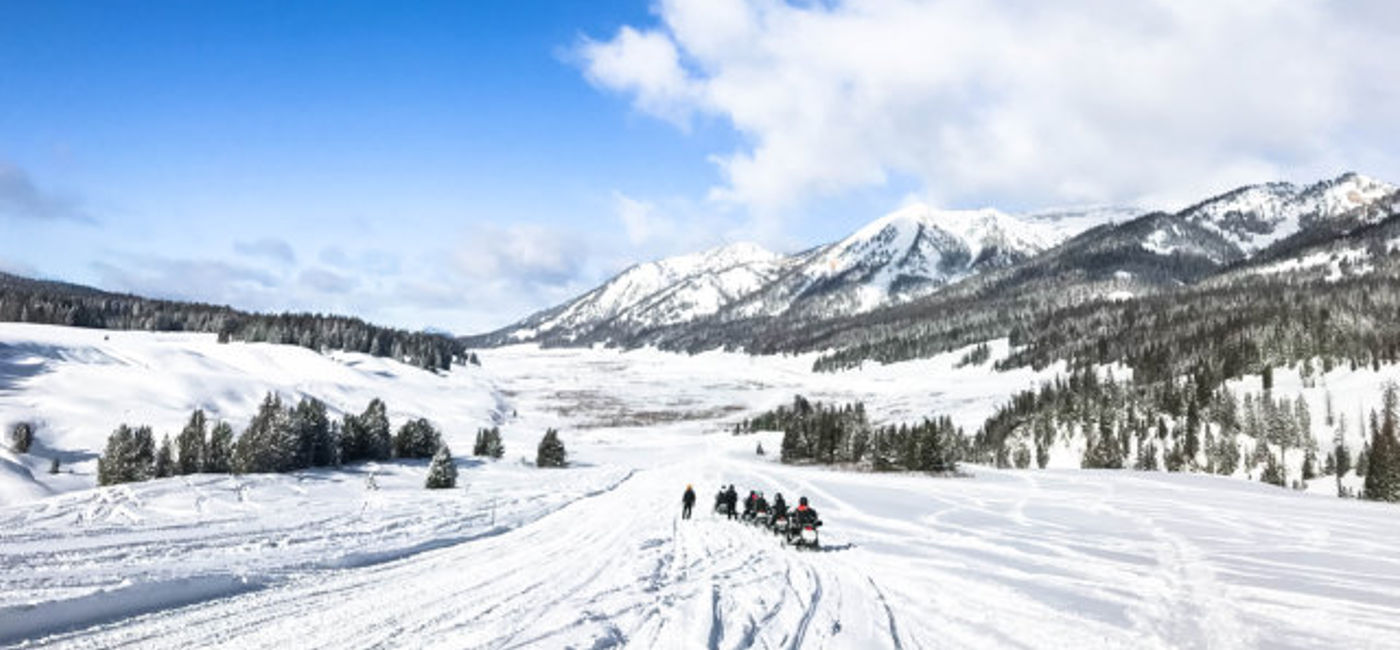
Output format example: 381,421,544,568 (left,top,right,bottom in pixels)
768,512,789,535
785,520,821,550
